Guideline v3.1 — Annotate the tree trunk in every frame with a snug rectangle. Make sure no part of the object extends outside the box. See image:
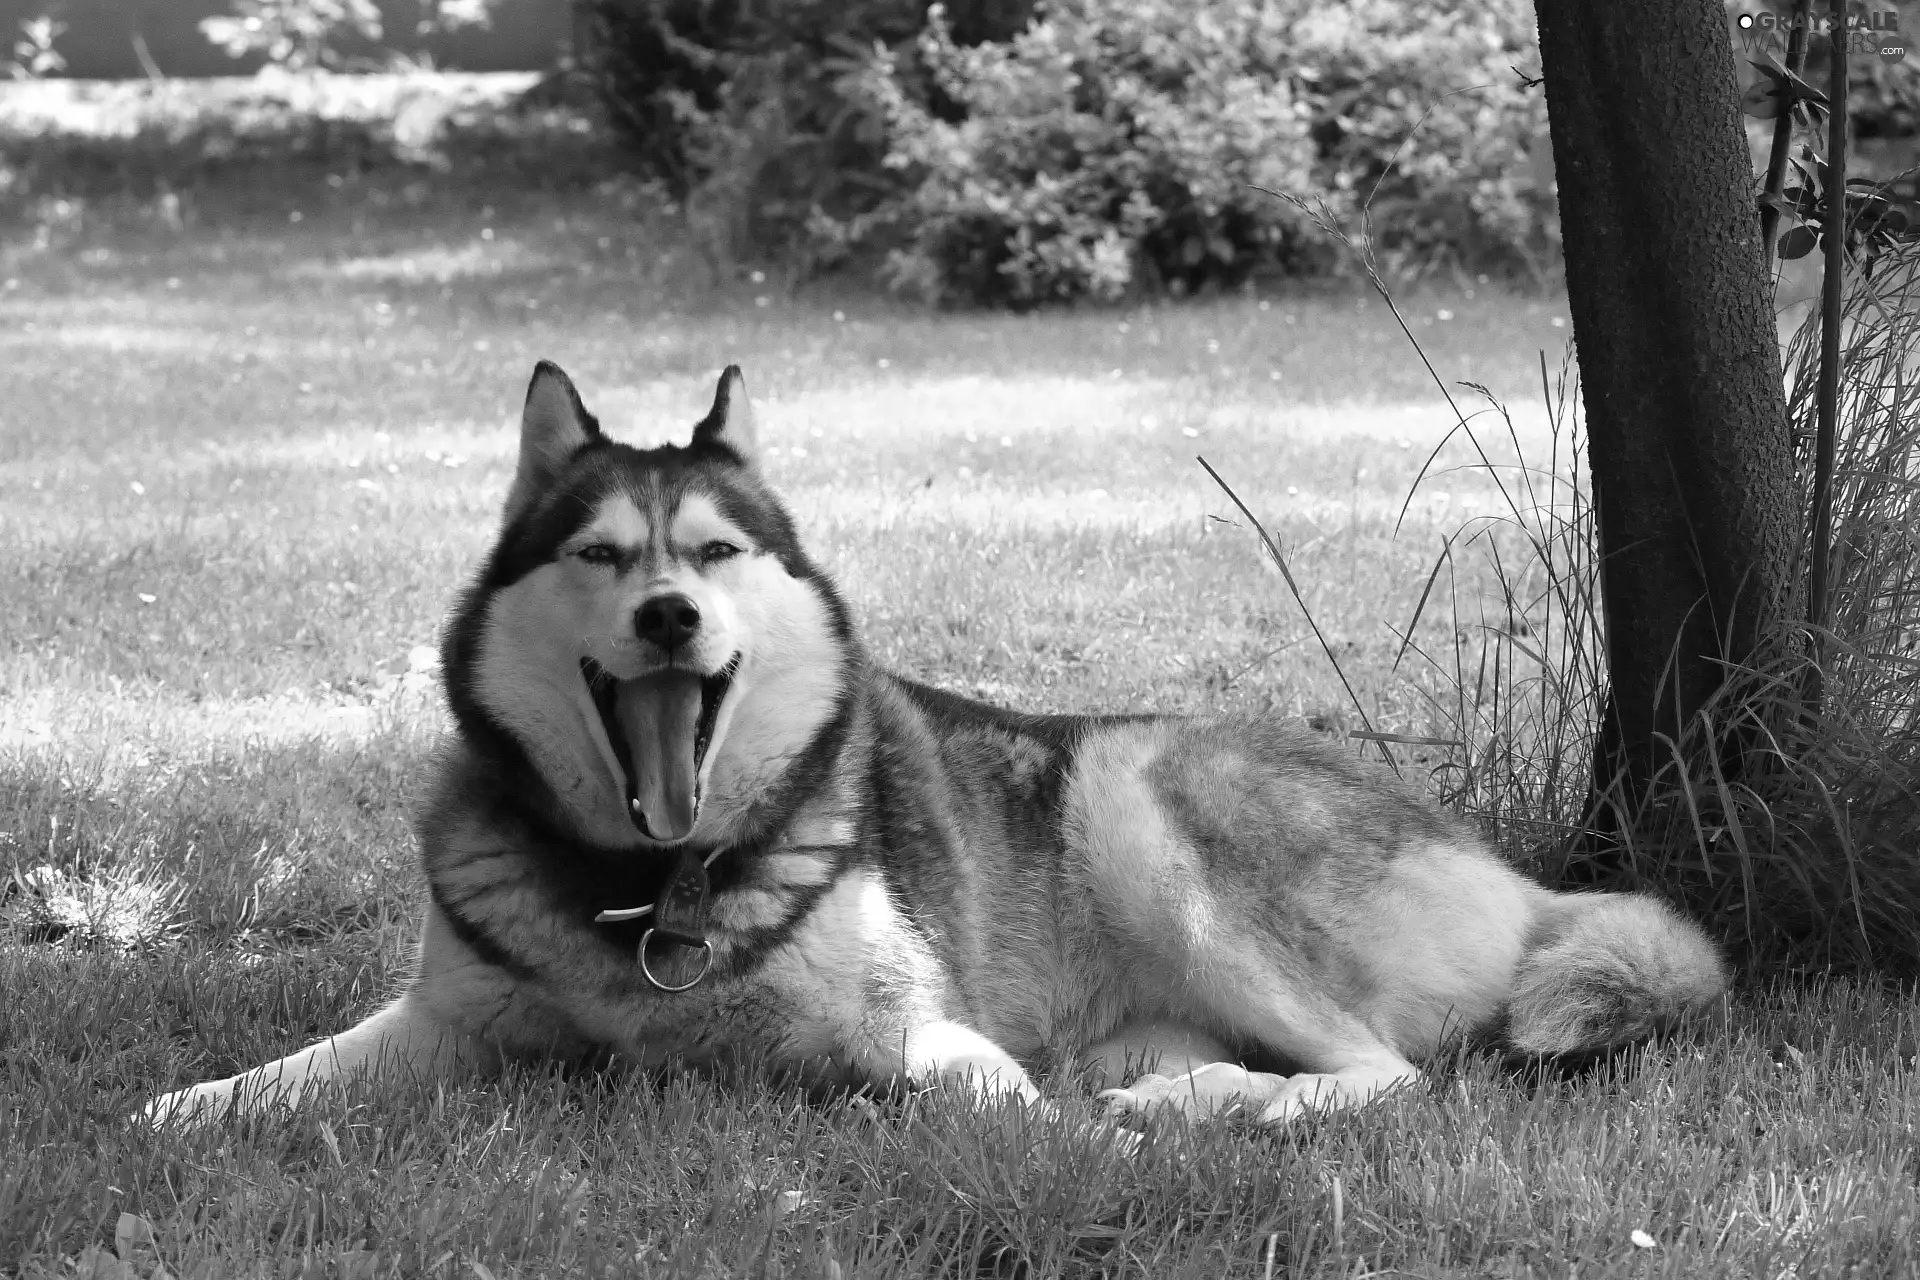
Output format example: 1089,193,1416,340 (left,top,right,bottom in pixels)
1532,0,1801,862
